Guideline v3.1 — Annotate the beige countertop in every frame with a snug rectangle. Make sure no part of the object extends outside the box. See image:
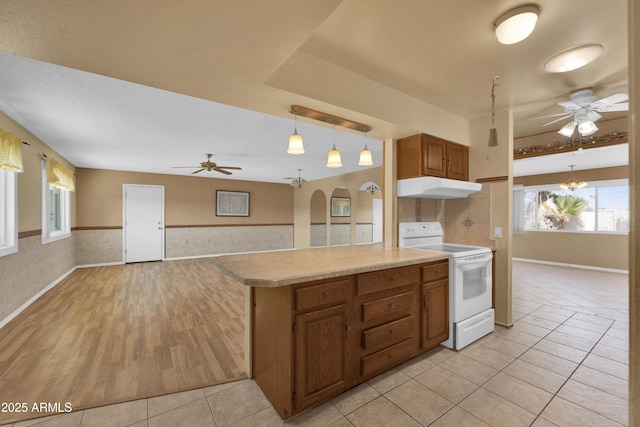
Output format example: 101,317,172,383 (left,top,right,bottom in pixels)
213,244,449,287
